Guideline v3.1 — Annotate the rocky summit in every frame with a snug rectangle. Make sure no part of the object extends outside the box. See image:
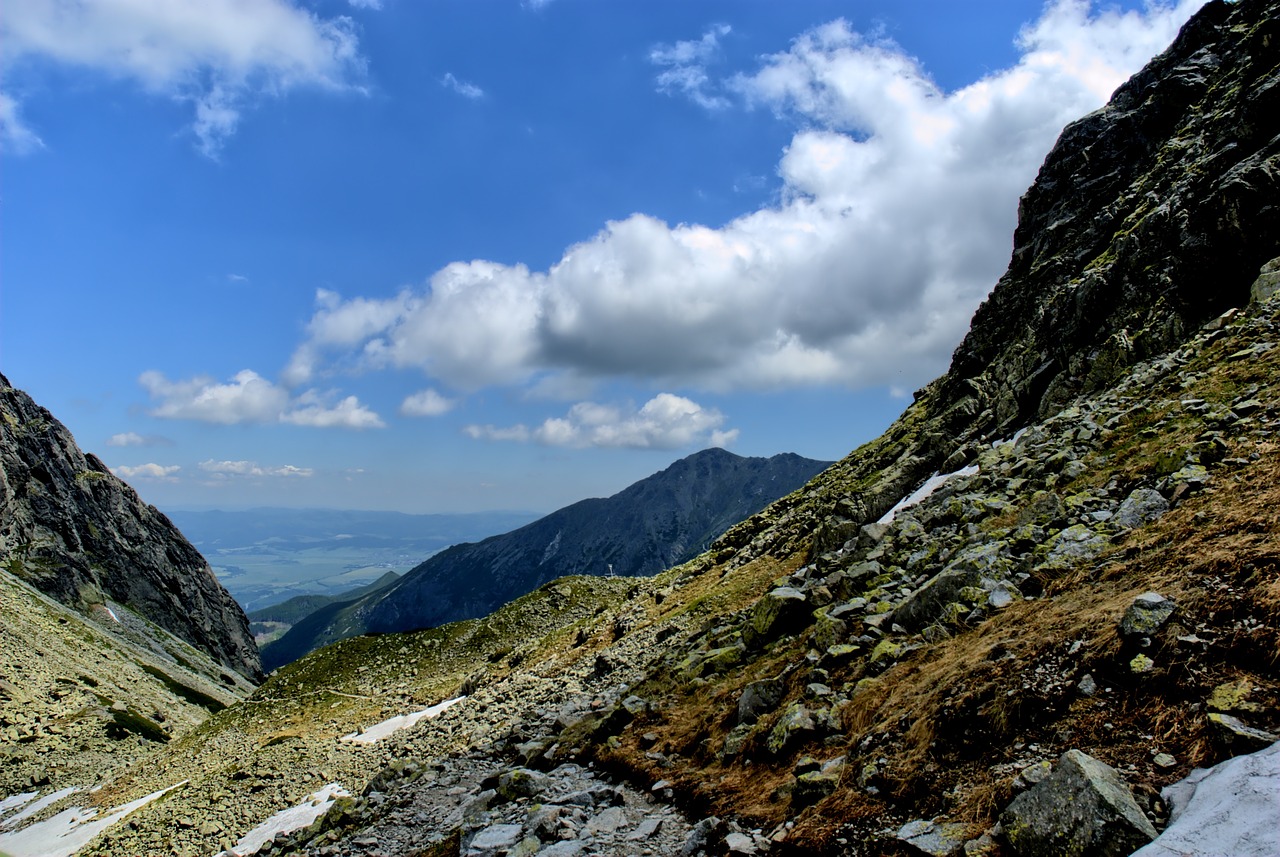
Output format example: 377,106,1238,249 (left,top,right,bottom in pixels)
2,2,1279,856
